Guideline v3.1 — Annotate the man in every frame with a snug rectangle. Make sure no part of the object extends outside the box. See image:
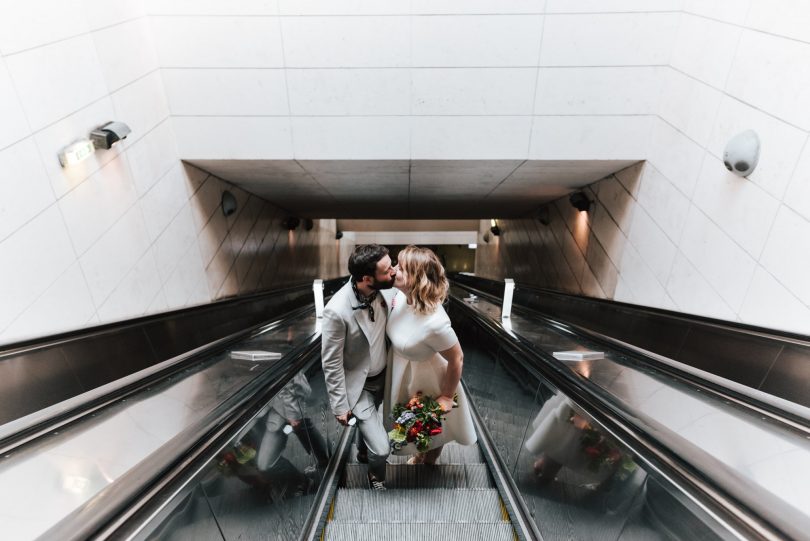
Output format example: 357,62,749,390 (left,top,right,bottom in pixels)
321,244,396,490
